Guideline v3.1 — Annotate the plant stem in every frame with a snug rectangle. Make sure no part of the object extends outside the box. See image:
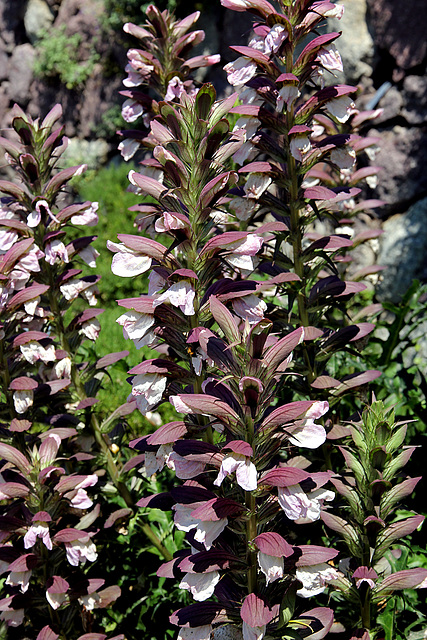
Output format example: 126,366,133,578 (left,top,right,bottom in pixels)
45,282,172,561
